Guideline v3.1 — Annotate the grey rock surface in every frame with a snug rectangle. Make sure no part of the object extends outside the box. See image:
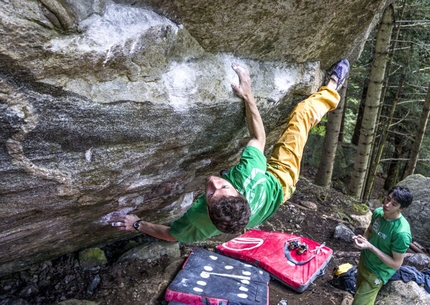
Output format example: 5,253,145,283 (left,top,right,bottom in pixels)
399,174,430,245
118,241,180,262
334,223,355,243
142,0,388,65
376,280,430,305
0,0,389,275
